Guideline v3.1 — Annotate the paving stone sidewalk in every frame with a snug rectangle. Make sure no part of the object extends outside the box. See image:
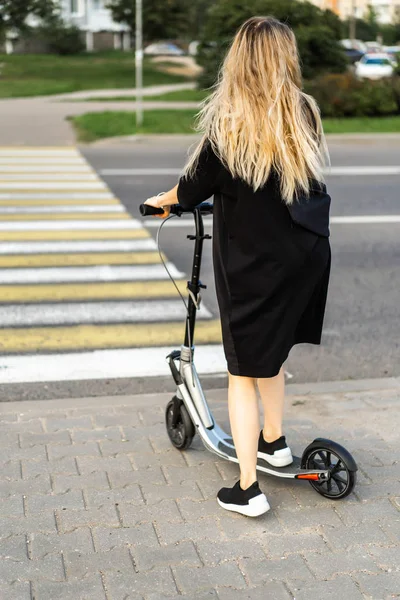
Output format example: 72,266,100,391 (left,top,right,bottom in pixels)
0,381,399,600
